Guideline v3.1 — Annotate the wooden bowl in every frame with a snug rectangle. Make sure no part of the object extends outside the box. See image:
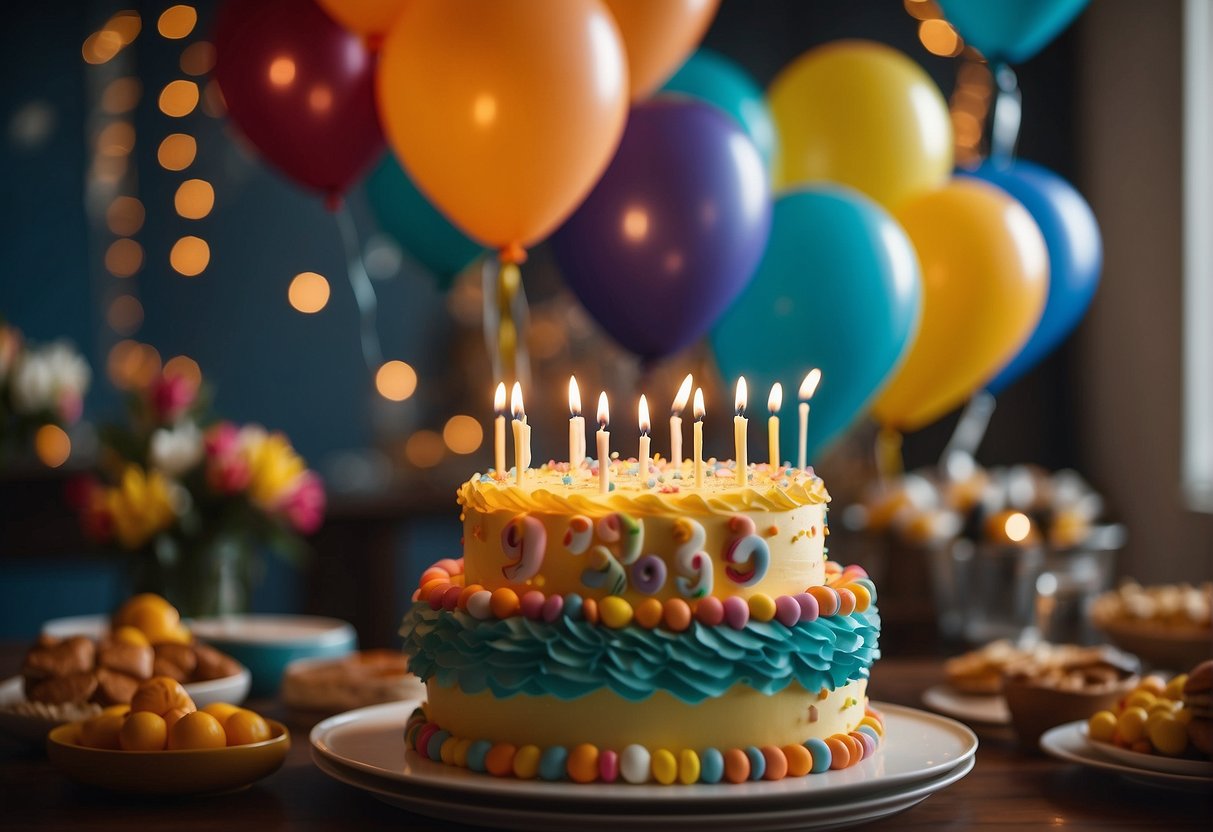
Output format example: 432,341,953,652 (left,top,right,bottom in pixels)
1003,671,1138,750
